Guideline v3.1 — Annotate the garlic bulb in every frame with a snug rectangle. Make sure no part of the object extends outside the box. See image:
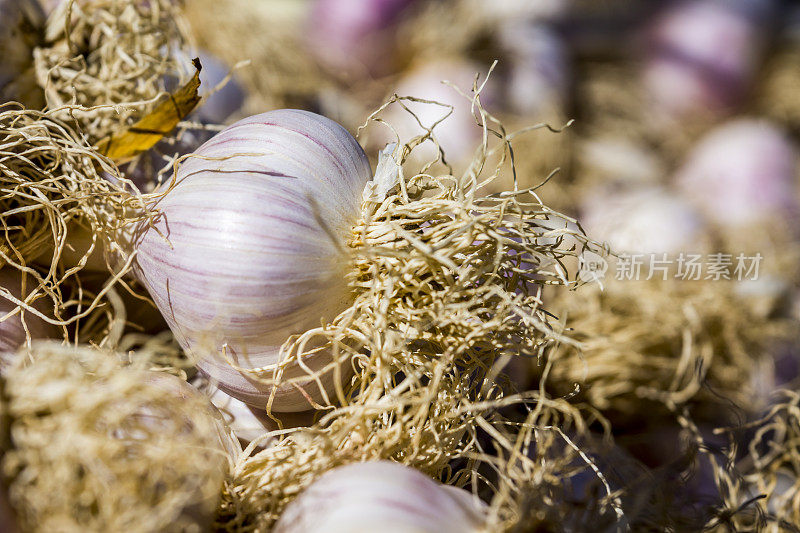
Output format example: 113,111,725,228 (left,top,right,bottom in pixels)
133,109,371,411
3,343,232,532
273,461,487,533
580,187,705,255
306,0,417,77
0,268,57,354
675,119,798,228
499,21,569,117
642,0,769,118
381,60,496,166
